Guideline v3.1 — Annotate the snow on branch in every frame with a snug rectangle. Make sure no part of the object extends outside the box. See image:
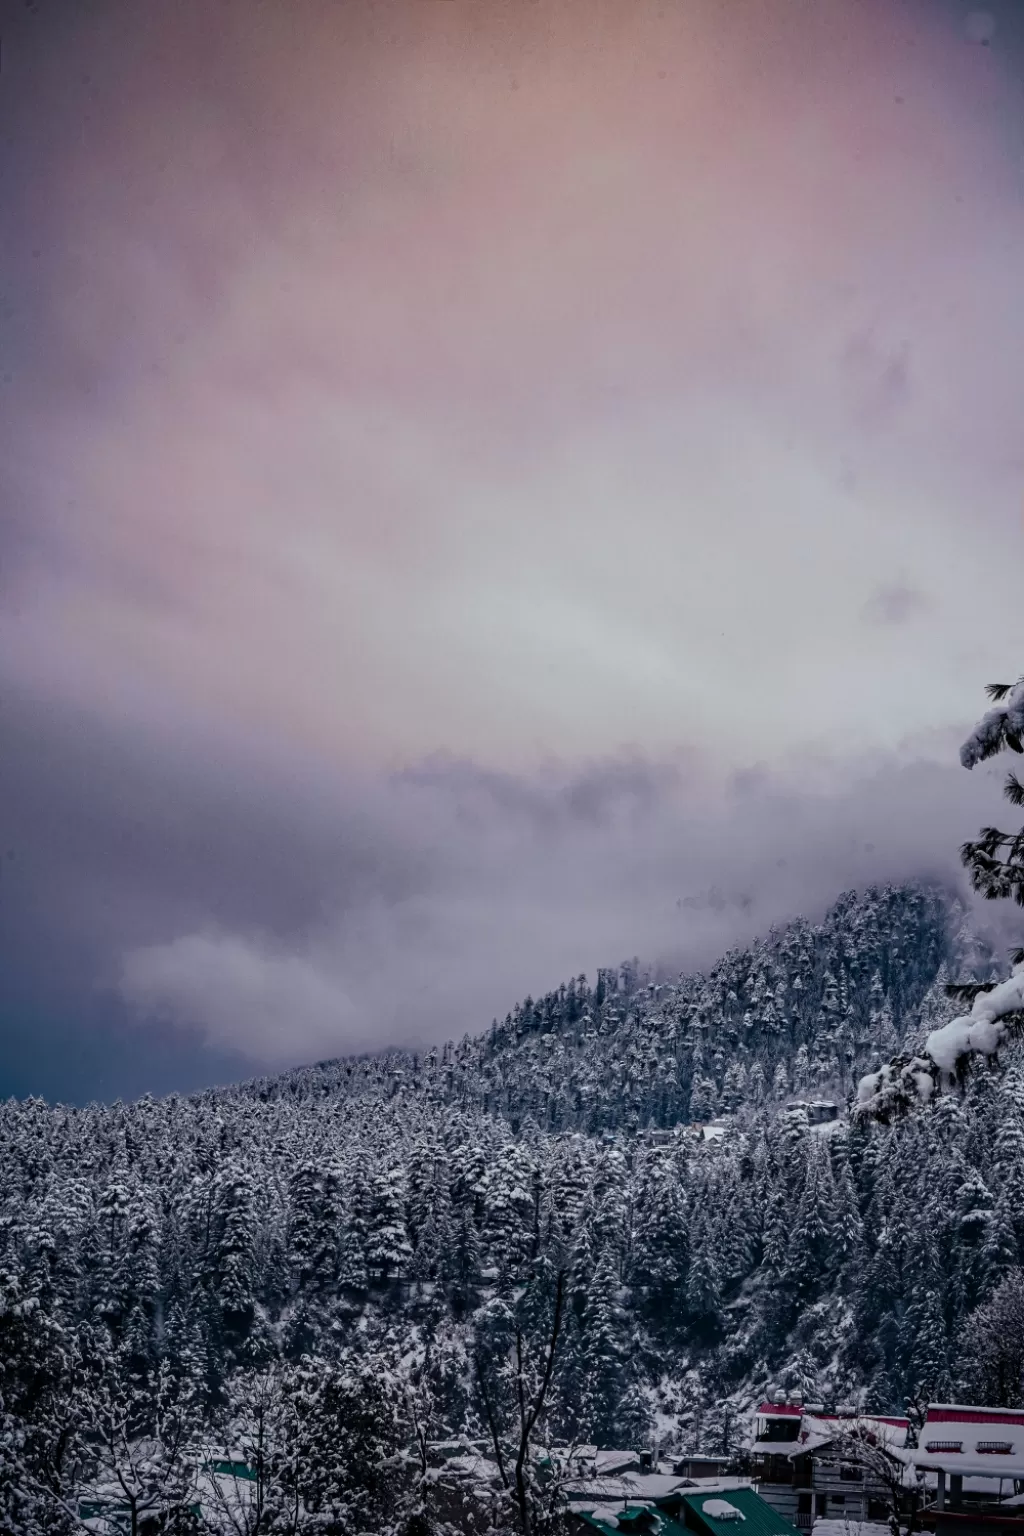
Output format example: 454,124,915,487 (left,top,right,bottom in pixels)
855,962,1024,1119
855,679,1024,1121
960,679,1024,768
